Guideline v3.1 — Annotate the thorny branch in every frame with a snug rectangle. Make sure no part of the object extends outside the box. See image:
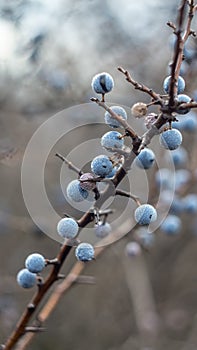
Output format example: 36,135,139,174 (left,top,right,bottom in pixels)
3,1,197,350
